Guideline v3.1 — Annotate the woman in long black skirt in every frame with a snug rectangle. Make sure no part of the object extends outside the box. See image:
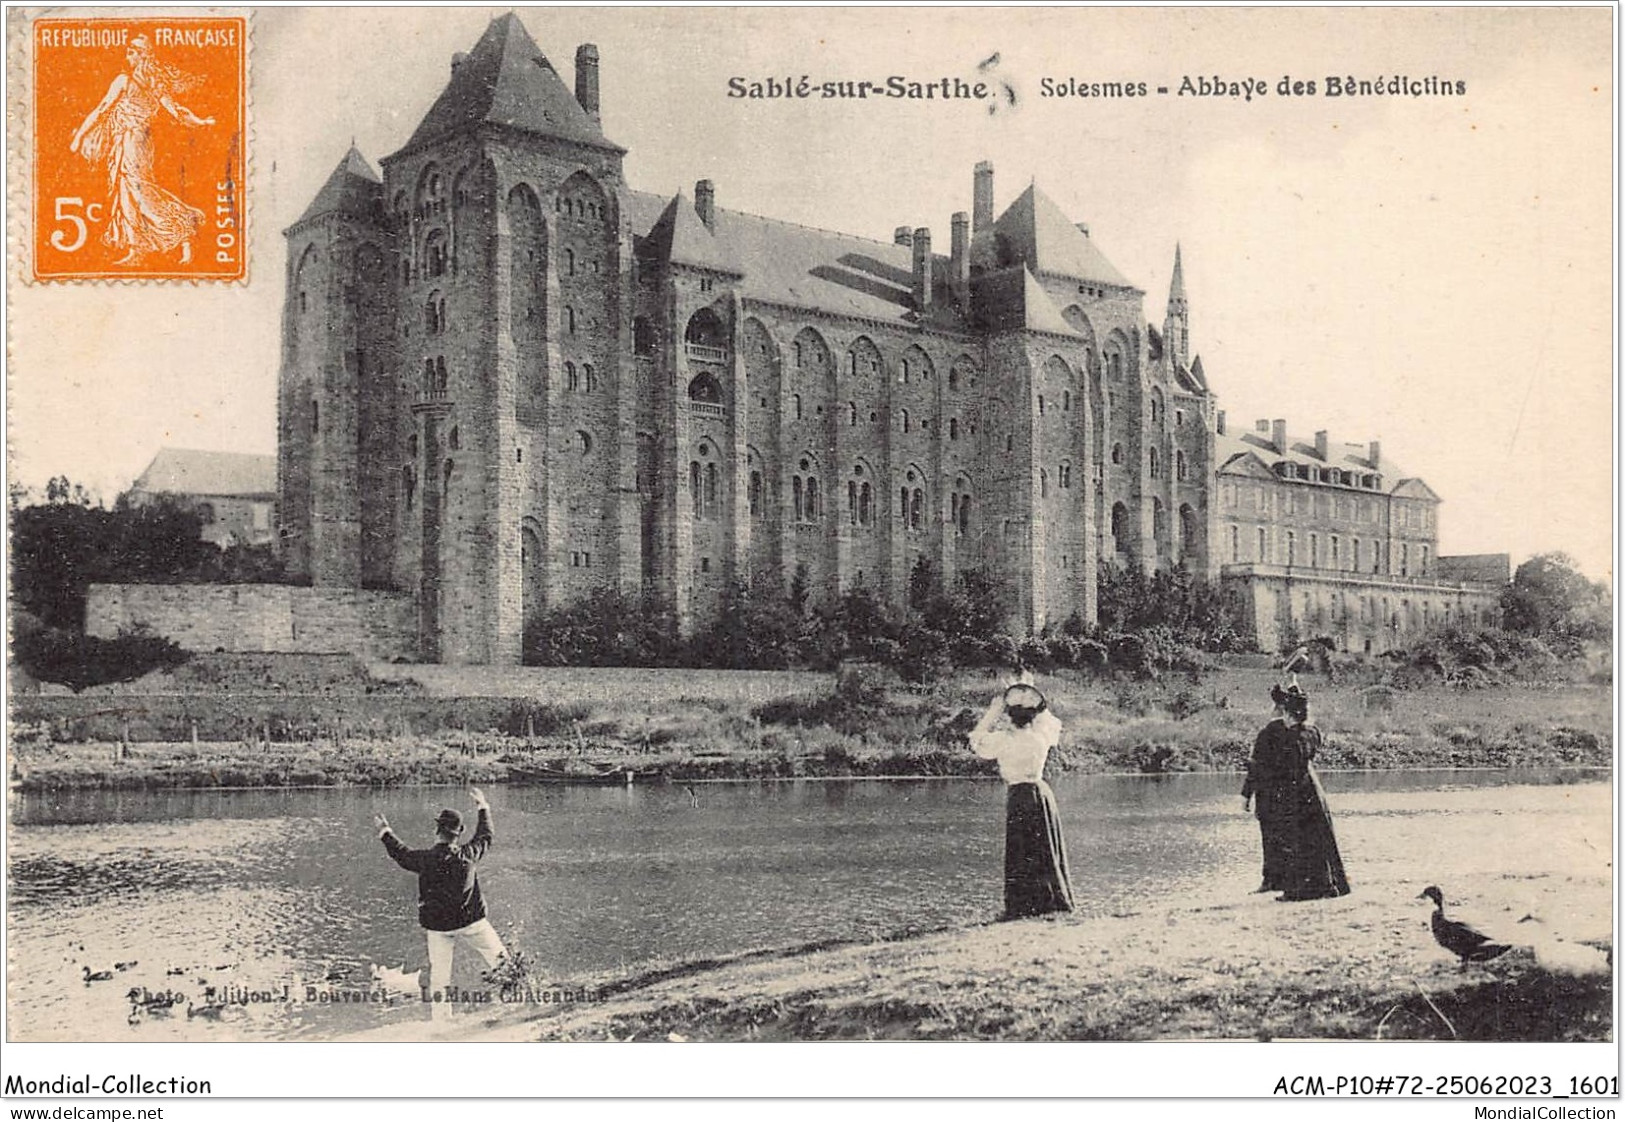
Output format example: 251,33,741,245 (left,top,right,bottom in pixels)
970,674,1075,919
1270,687,1351,902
